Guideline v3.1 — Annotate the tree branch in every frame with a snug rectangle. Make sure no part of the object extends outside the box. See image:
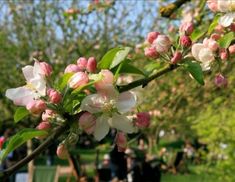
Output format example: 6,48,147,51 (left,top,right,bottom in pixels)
118,64,178,92
0,64,178,178
159,0,191,18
